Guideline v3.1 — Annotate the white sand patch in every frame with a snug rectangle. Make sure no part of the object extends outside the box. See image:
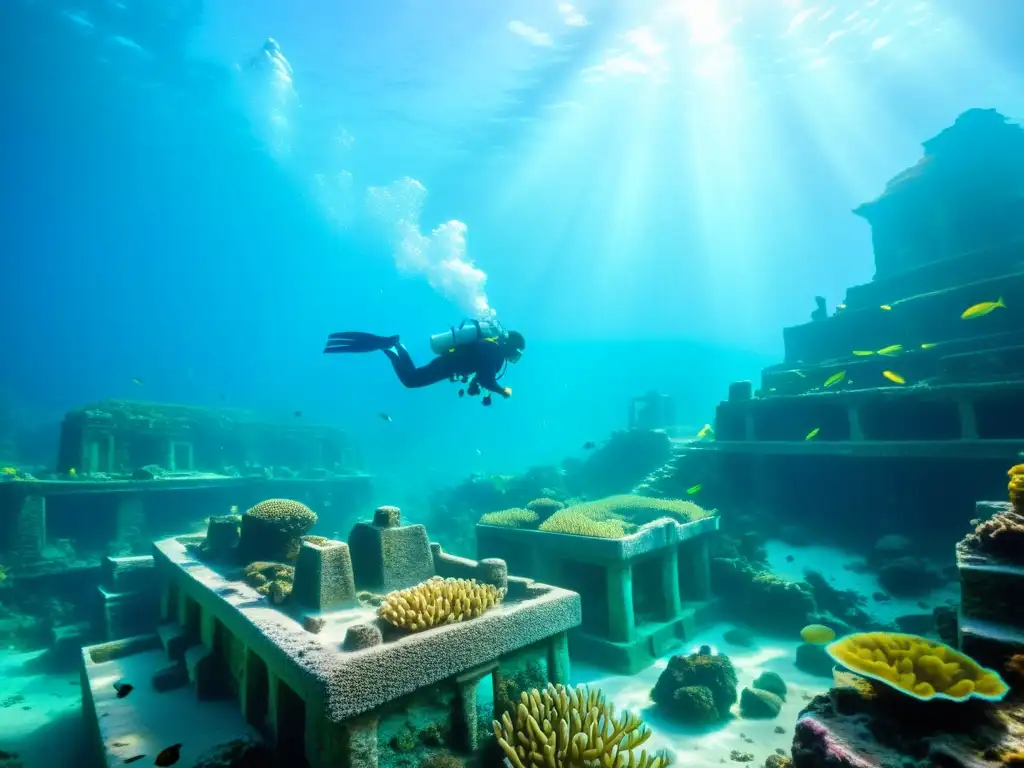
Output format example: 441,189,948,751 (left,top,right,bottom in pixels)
572,623,830,767
763,539,959,626
0,649,85,766
87,648,257,767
